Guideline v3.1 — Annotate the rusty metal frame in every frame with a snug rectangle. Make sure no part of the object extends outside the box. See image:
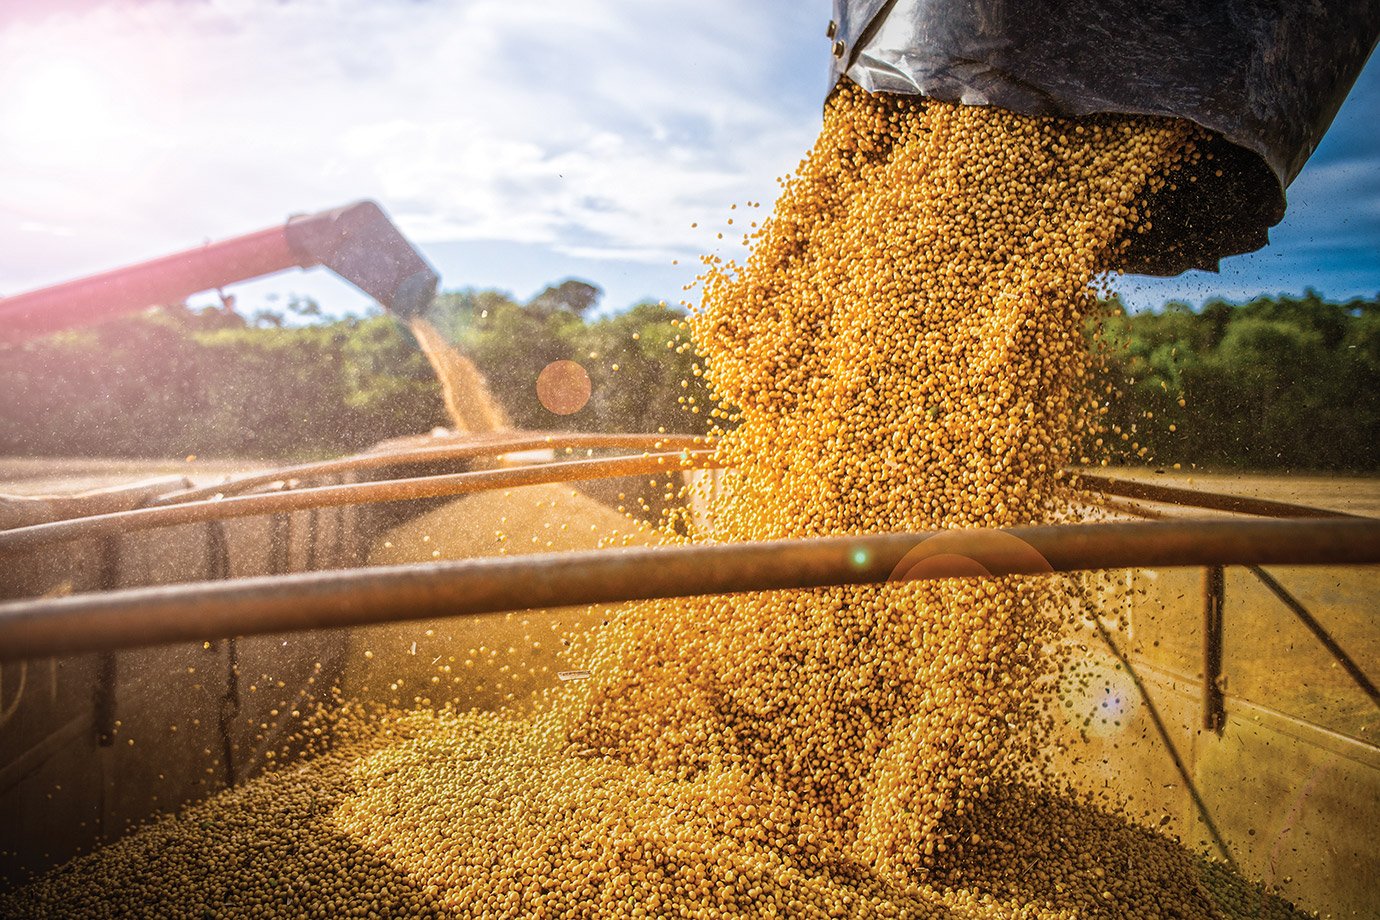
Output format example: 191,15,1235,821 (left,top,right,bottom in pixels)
1,442,1374,879
156,432,707,505
0,436,1349,546
0,475,192,530
1,439,1314,532
1,518,1376,662
1097,492,1380,724
0,451,715,558
1202,565,1227,734
92,535,121,747
1247,564,1380,709
0,448,1358,561
1080,472,1359,519
1068,481,1380,876
3,434,1375,739
1077,484,1377,873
